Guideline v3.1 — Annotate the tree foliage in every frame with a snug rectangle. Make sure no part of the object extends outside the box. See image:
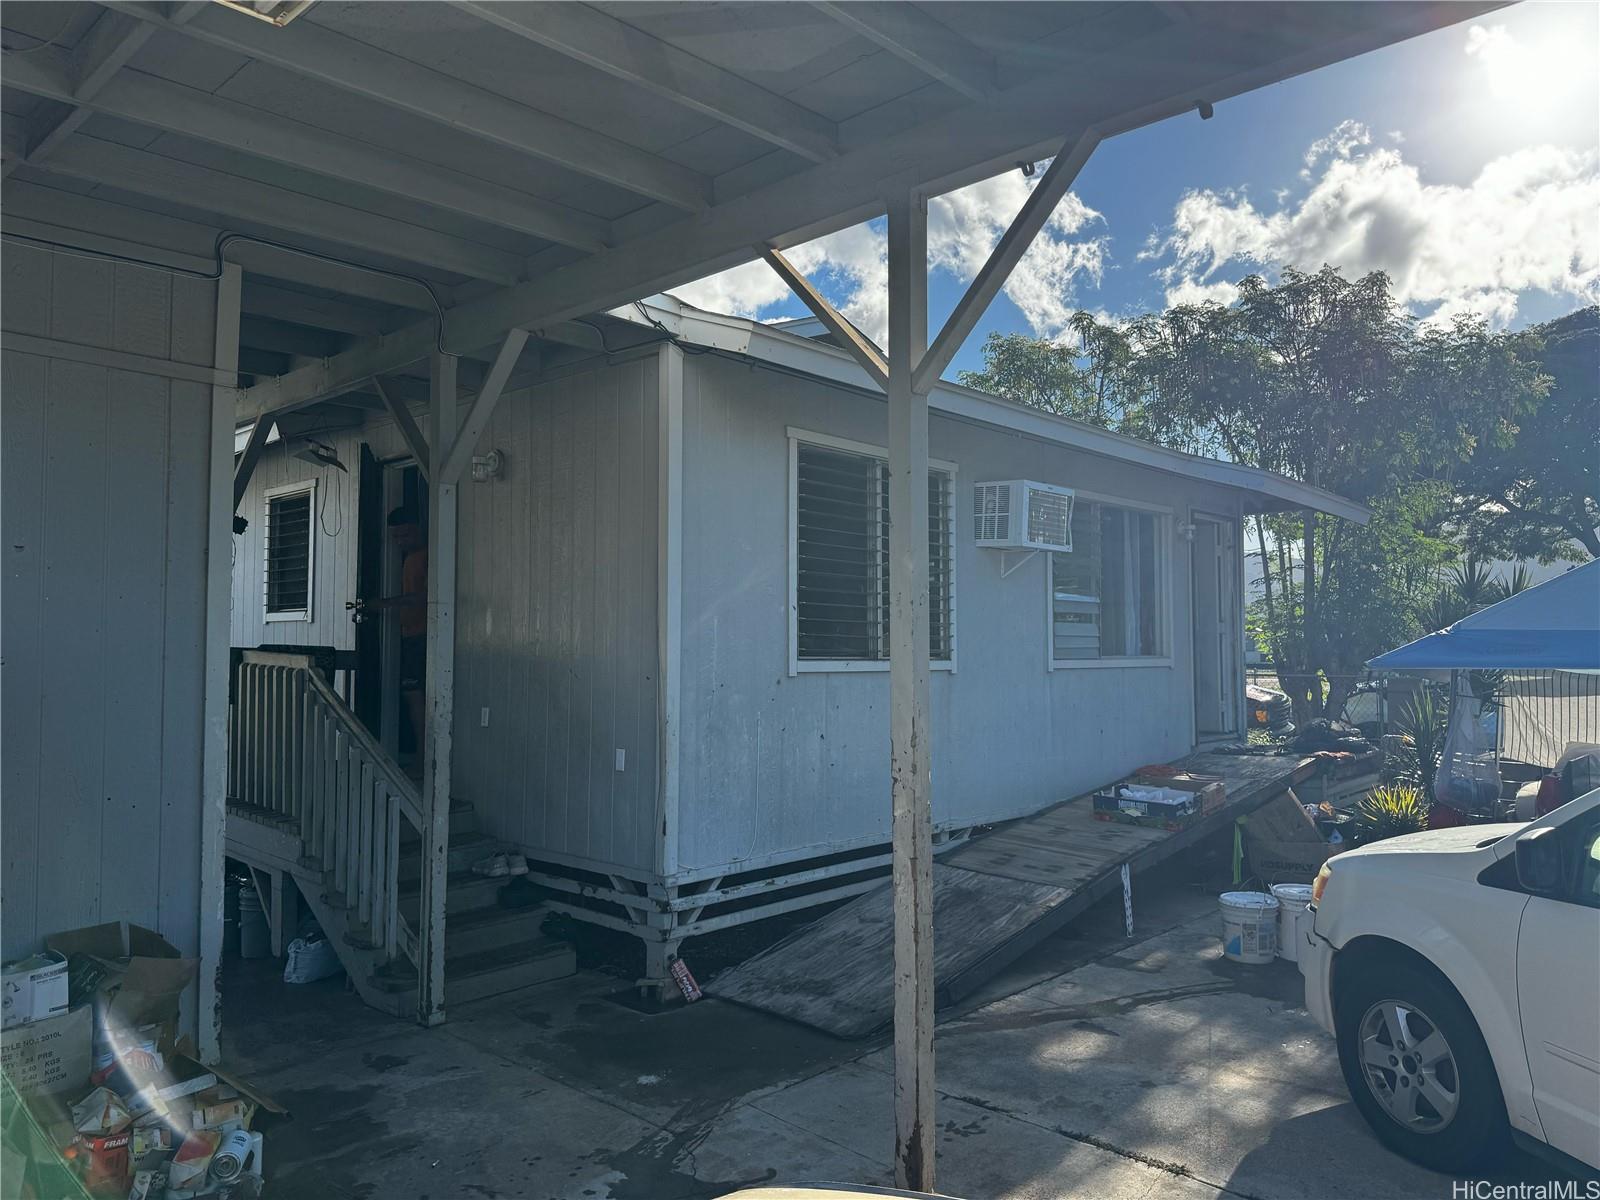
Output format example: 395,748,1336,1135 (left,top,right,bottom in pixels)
960,266,1561,721
1450,306,1598,559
